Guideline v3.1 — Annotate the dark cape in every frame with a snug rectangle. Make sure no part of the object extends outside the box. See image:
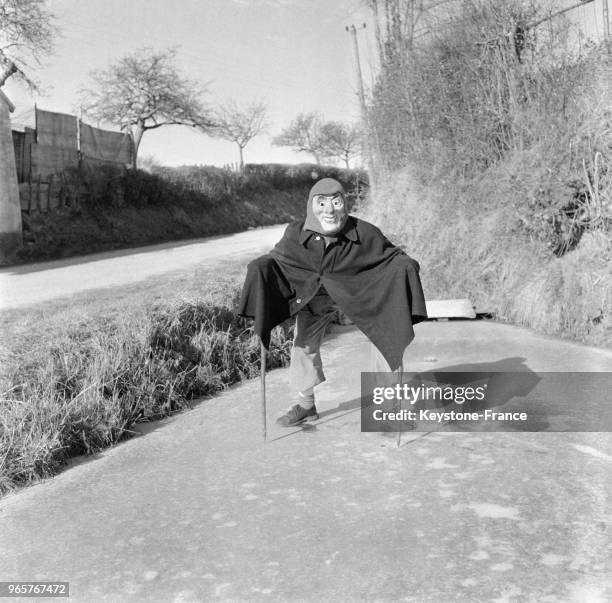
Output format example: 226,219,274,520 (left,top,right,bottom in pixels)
237,216,427,371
